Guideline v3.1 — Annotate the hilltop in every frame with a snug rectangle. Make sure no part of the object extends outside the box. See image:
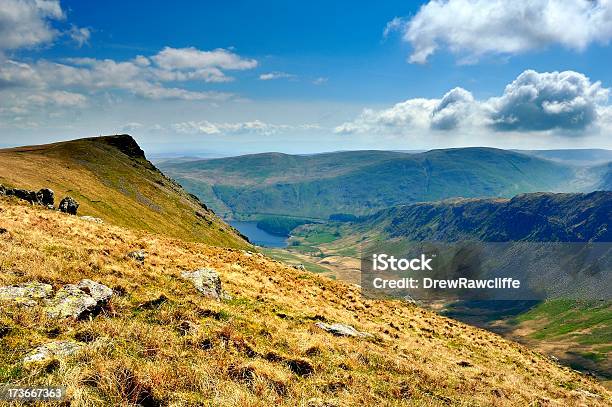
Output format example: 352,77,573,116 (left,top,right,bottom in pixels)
0,198,609,405
159,148,579,220
0,135,248,249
